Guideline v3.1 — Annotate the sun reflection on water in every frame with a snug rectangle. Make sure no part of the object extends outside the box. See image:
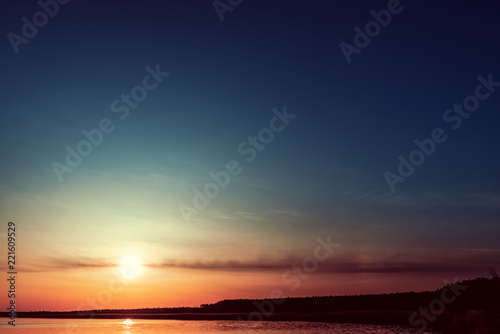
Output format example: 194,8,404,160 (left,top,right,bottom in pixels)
122,318,134,333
